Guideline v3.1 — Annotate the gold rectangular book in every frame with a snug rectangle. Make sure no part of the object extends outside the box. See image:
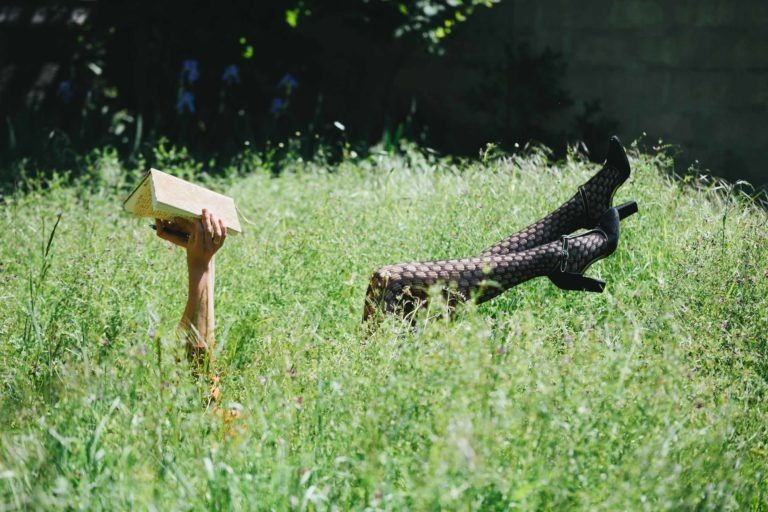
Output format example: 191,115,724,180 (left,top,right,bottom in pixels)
123,168,242,233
